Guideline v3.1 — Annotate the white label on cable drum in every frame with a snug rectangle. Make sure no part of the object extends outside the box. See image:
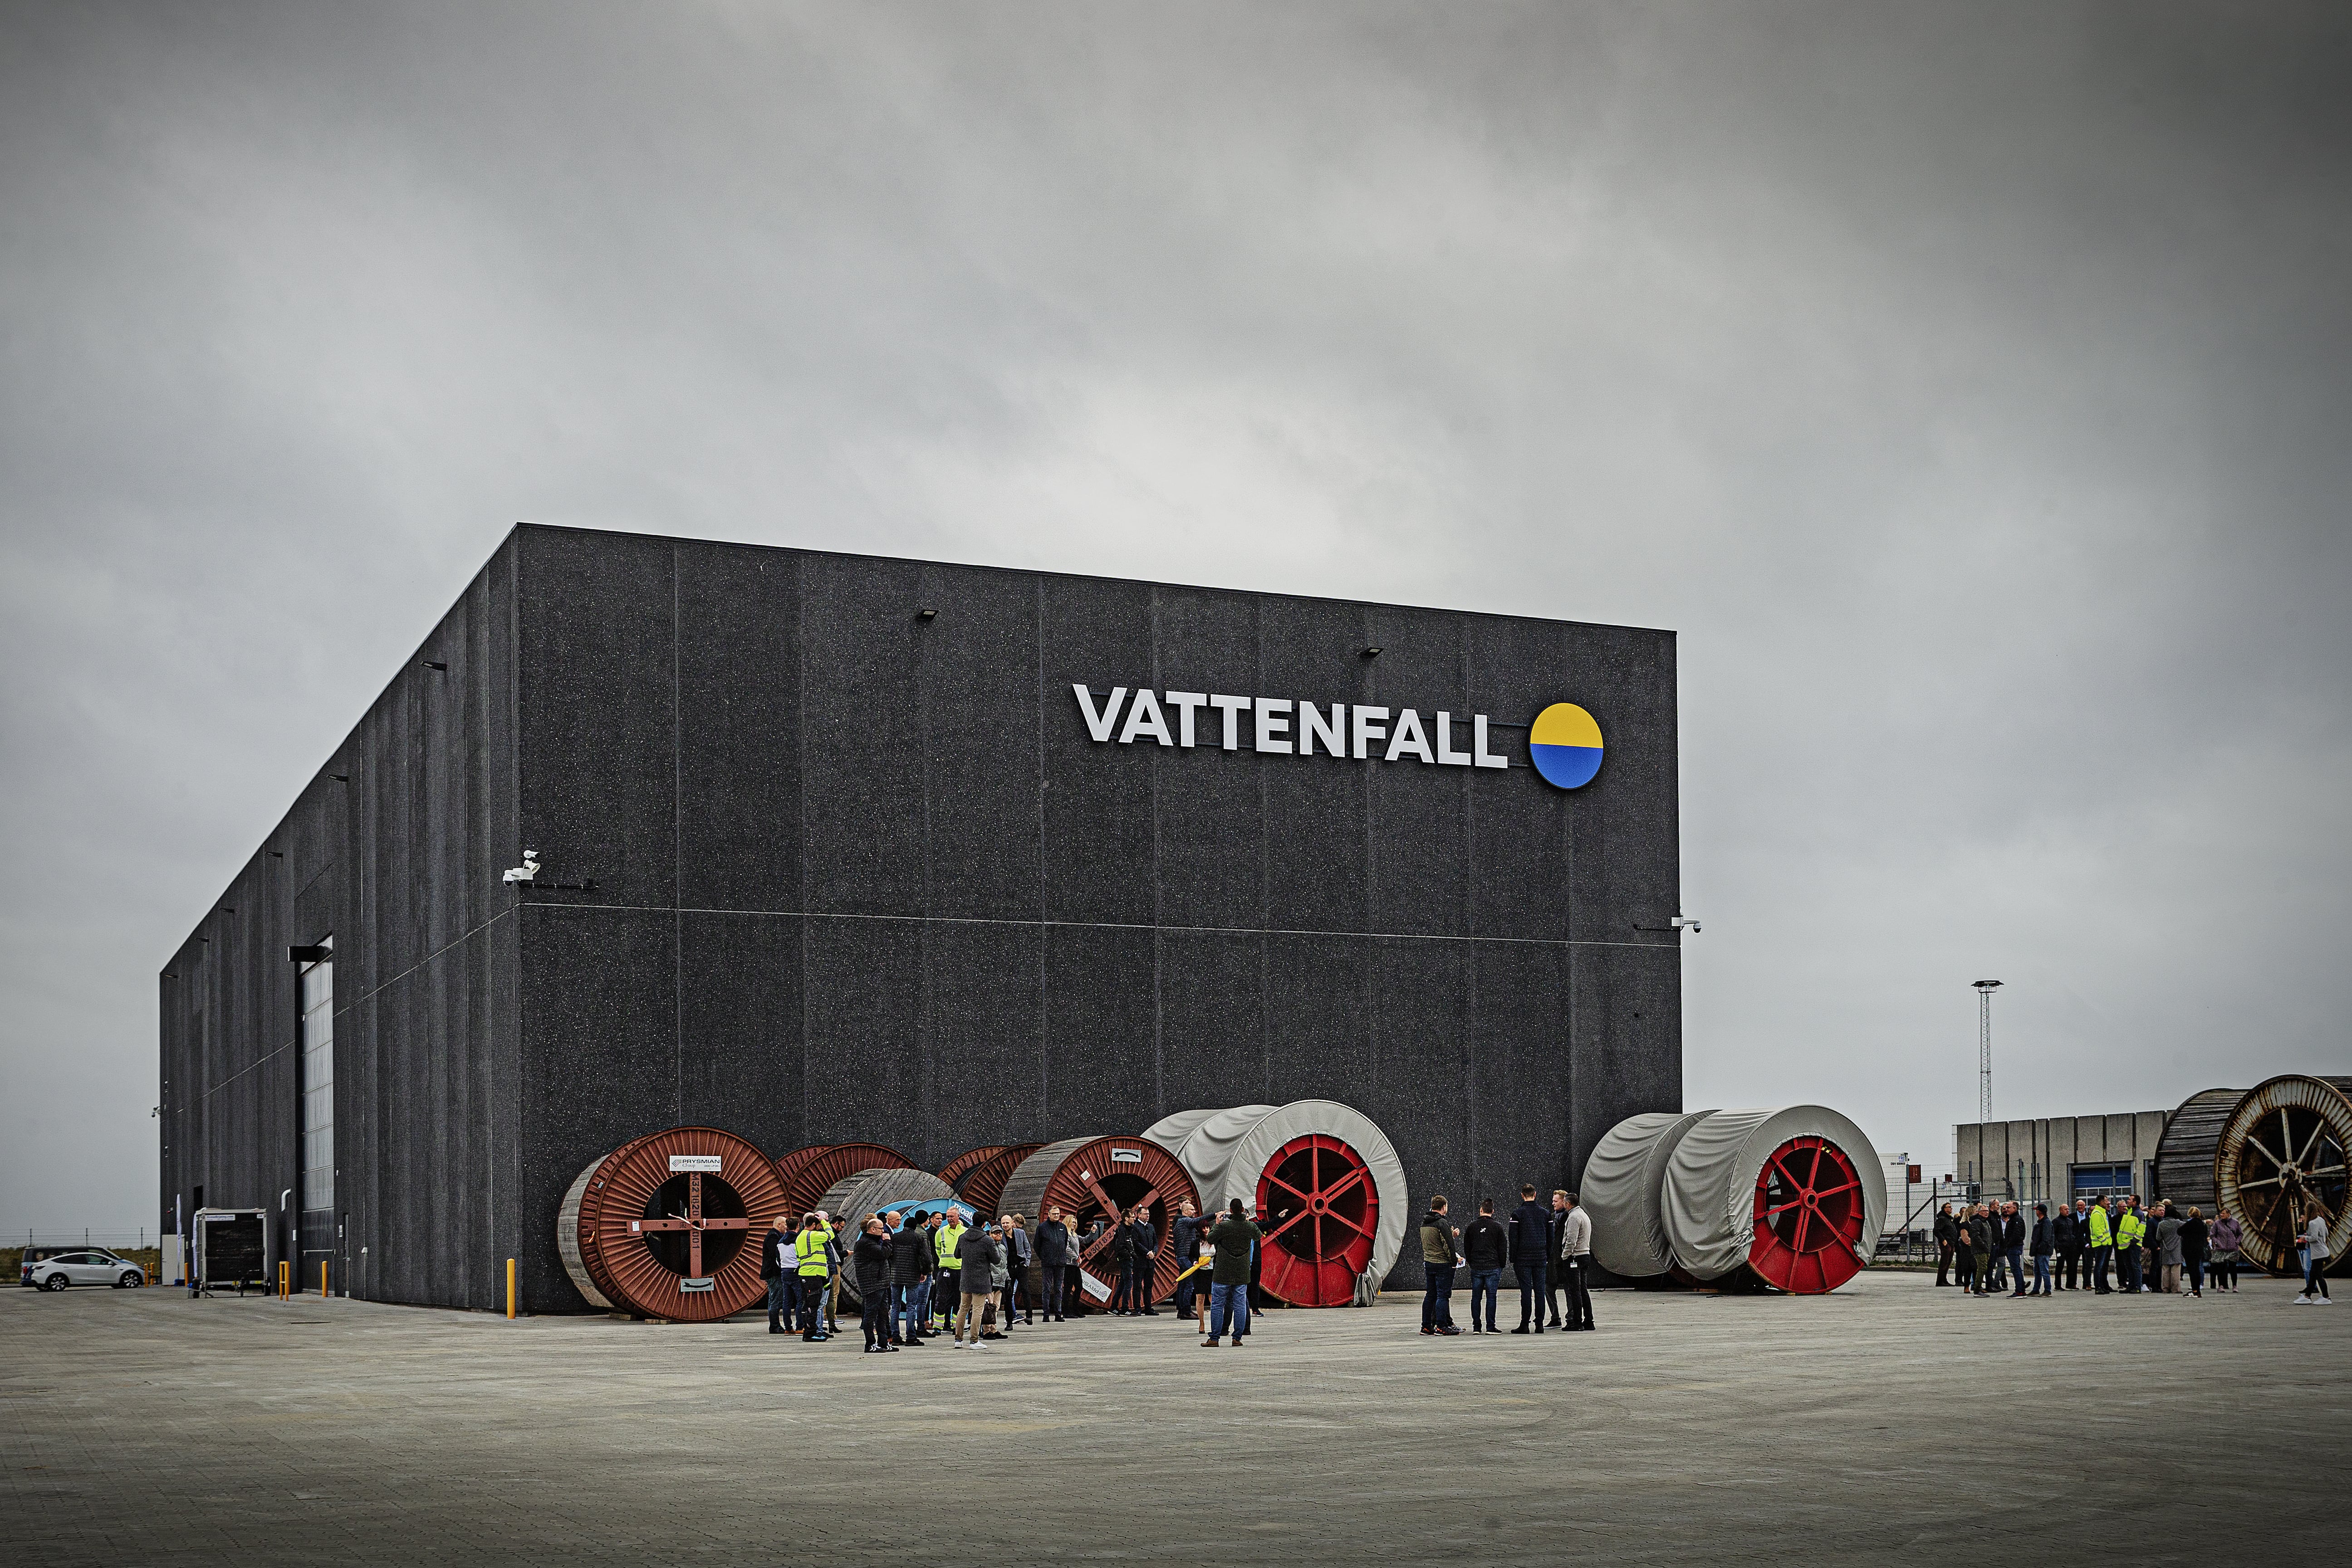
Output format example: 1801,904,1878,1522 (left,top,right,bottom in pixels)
668,1155,722,1173
1080,1271,1112,1301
